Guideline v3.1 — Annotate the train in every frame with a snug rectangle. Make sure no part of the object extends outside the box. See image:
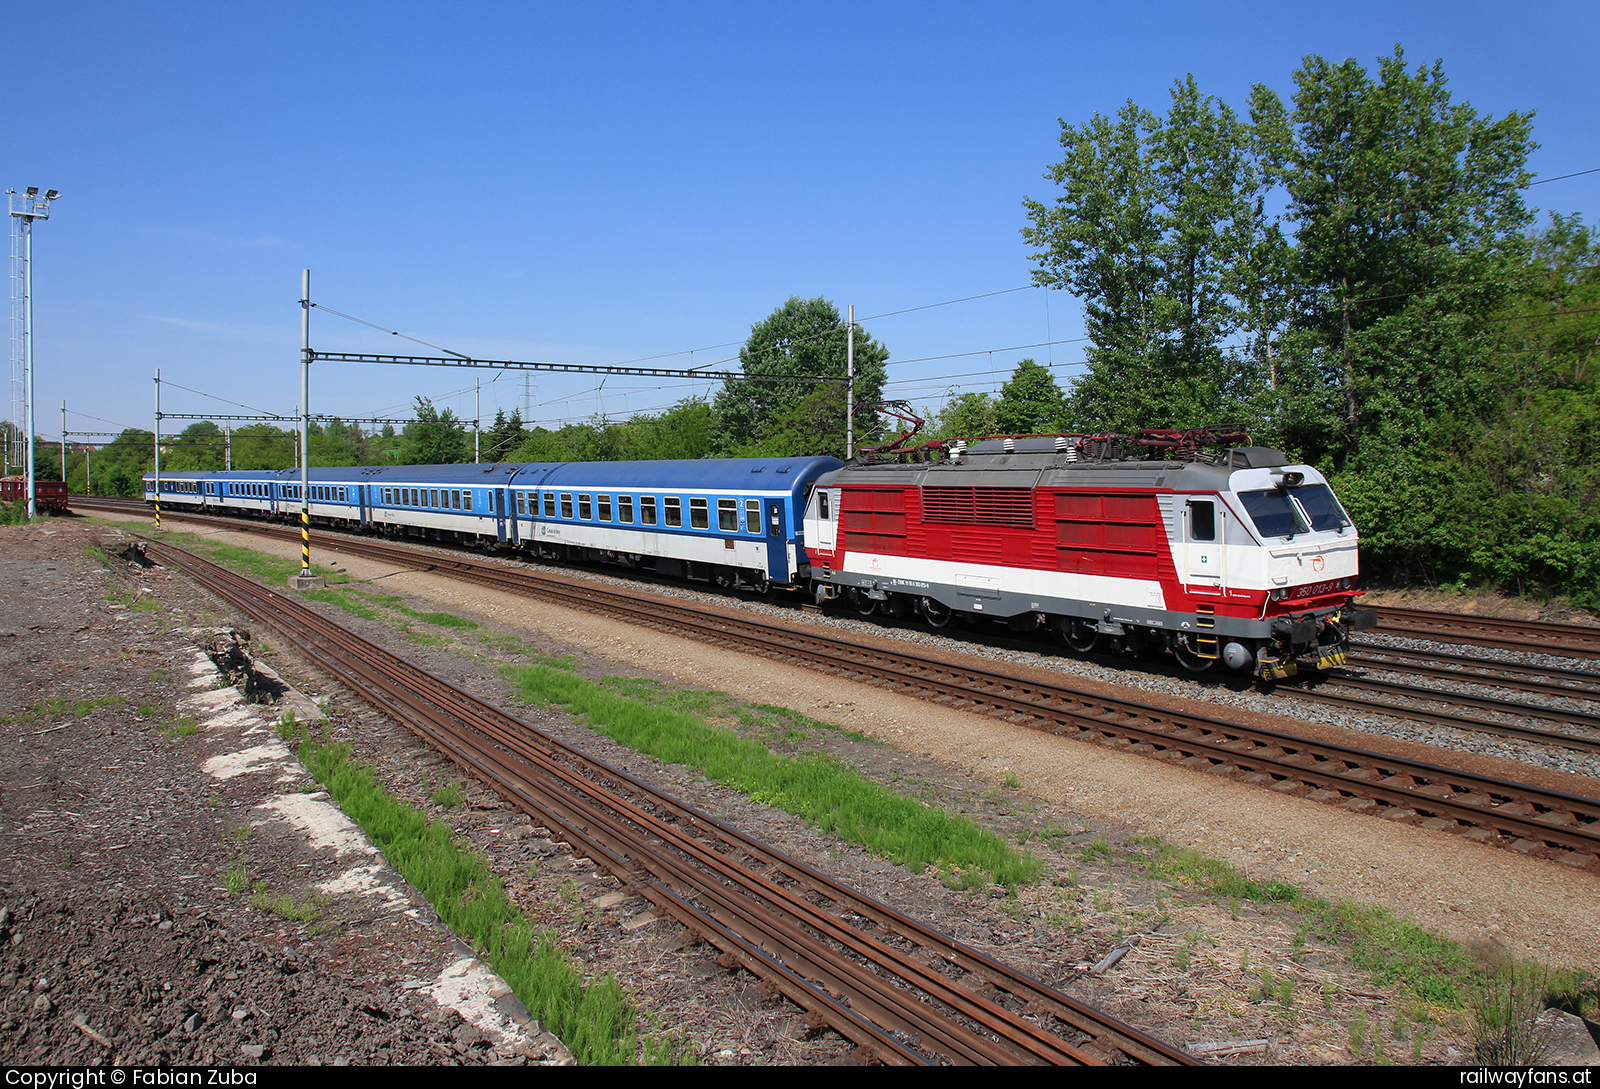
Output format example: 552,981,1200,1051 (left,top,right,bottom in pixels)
142,430,1371,680
1,476,70,513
